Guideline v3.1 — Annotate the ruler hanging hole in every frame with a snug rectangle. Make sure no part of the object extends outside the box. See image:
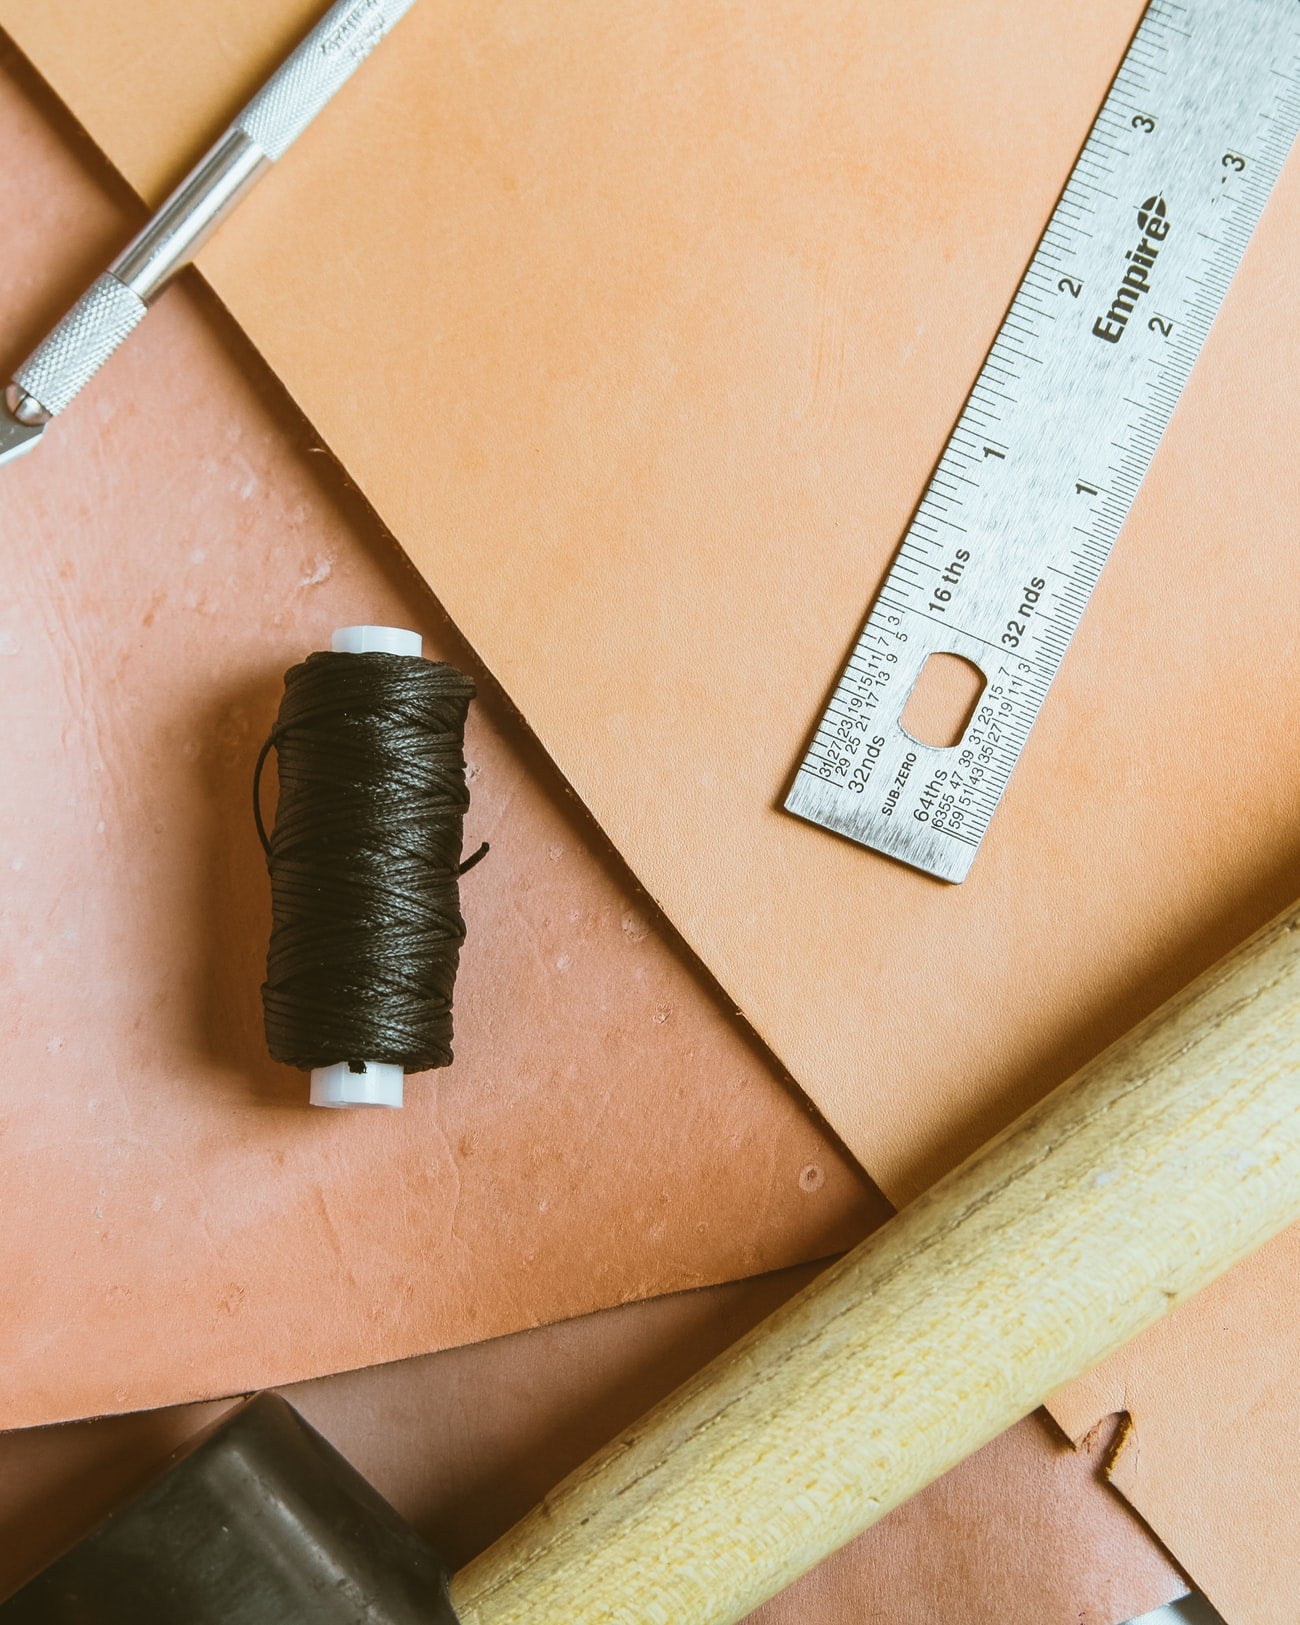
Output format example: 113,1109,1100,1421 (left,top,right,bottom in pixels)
899,654,985,750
